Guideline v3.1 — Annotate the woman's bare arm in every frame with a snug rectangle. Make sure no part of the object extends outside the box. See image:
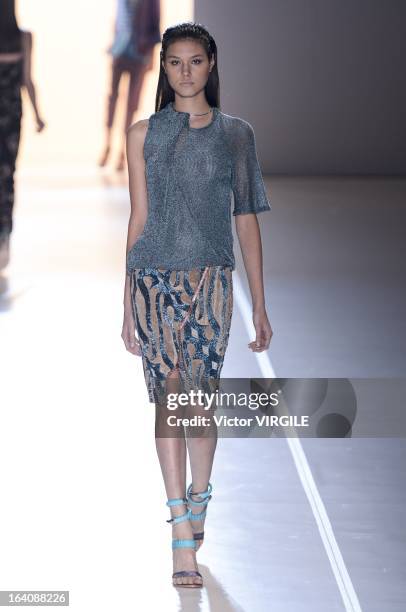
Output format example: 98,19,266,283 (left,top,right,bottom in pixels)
123,118,149,309
235,213,273,351
122,119,149,349
21,31,45,132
